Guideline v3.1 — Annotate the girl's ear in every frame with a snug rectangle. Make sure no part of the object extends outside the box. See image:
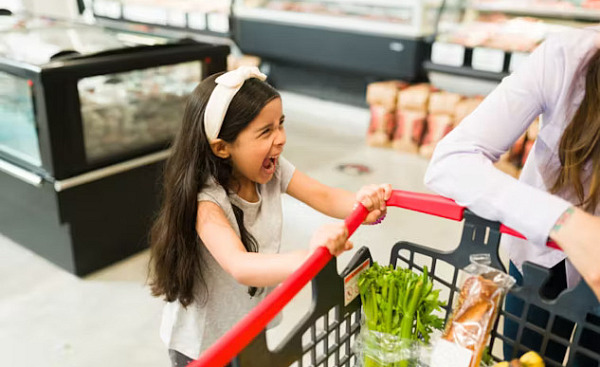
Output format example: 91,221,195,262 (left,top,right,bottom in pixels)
209,139,230,159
